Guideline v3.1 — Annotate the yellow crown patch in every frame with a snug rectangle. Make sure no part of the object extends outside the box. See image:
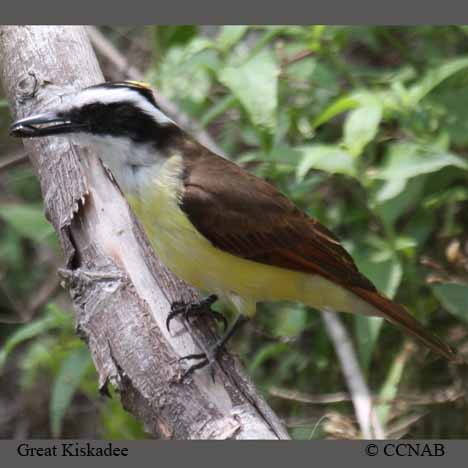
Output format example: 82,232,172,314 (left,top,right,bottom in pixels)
124,80,152,90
